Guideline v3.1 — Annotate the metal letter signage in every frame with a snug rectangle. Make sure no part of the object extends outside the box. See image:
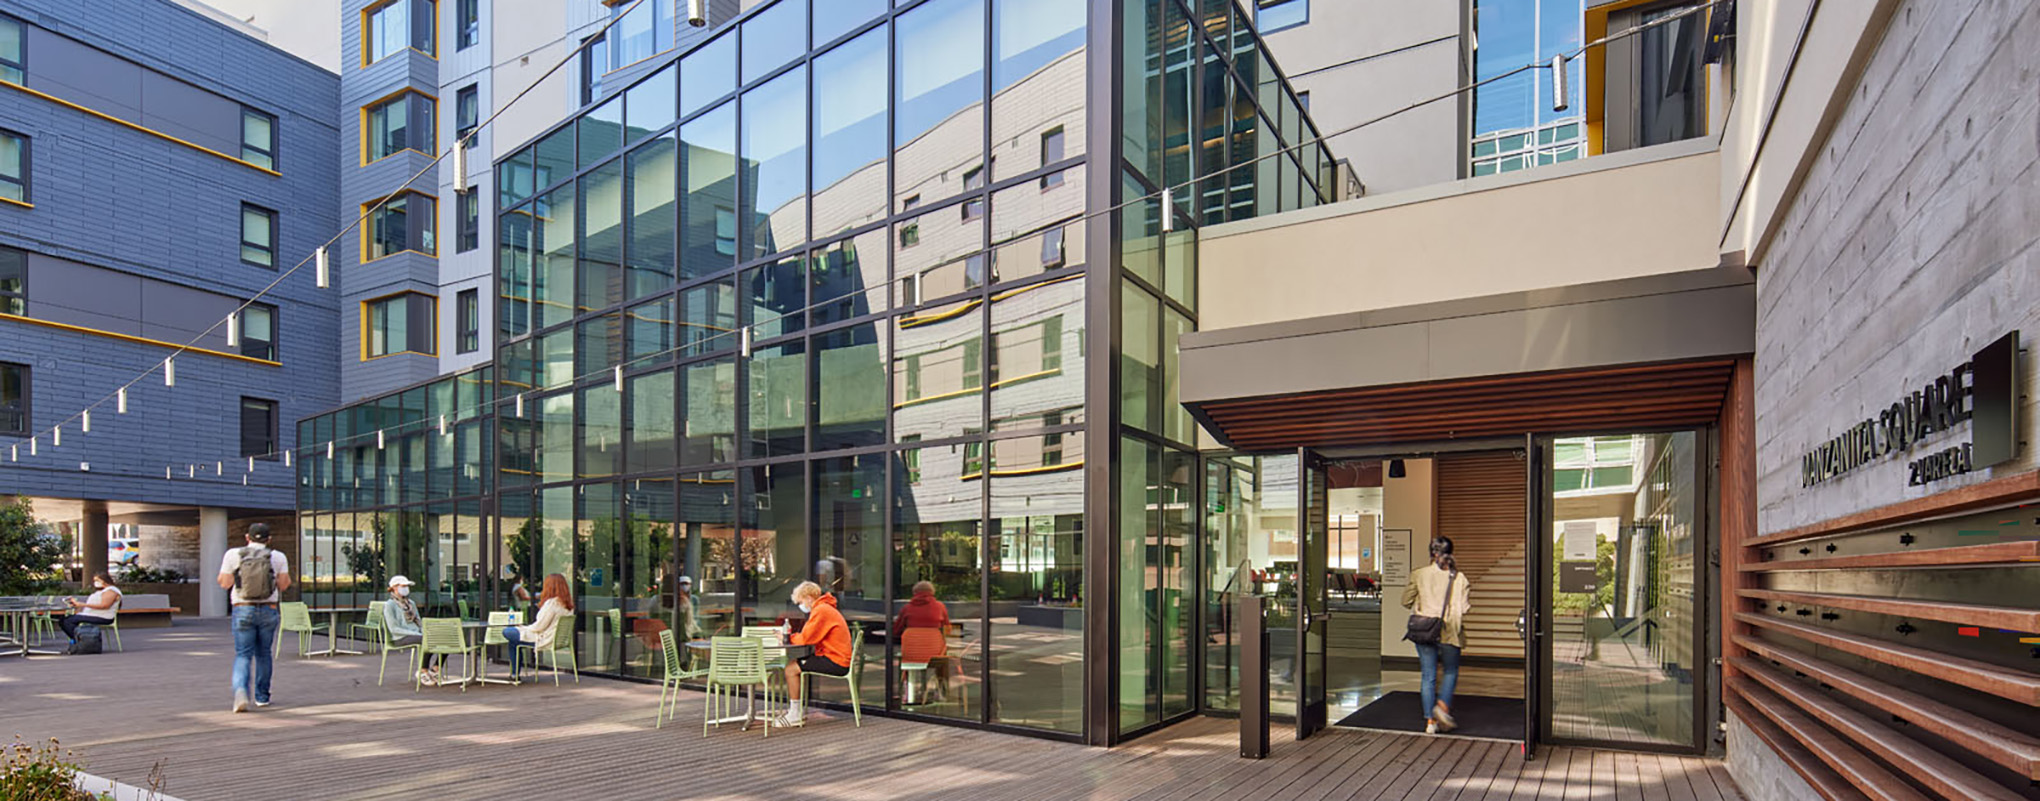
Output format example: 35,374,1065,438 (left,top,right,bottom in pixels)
1801,331,2020,488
